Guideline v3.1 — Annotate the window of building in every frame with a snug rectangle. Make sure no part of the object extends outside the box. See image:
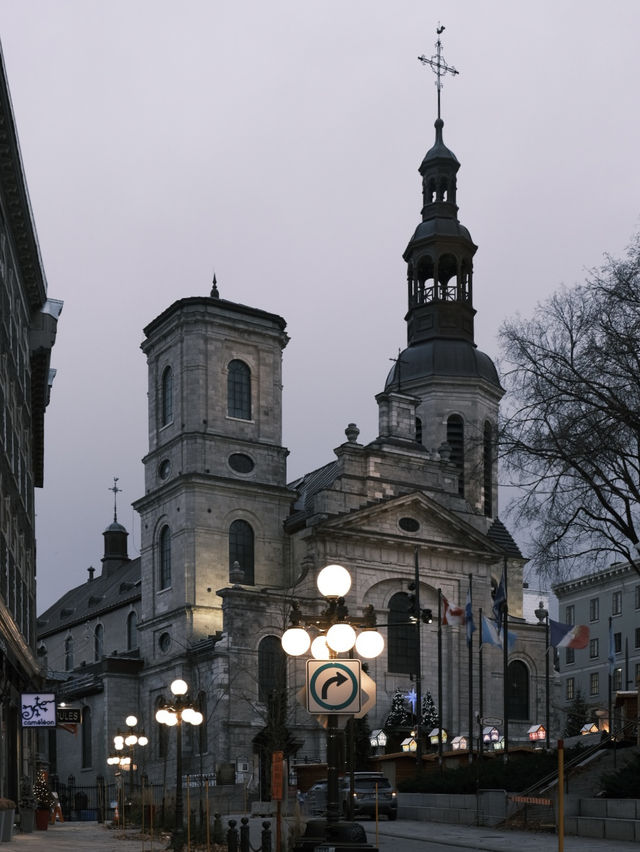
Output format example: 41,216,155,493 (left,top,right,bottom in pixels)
258,635,287,704
483,421,493,517
94,624,103,661
229,520,254,585
589,598,599,622
227,360,251,420
635,662,640,687
415,417,422,444
565,604,575,624
613,668,622,691
612,590,622,616
566,677,575,701
156,697,168,759
388,592,417,675
635,585,640,610
195,692,208,755
565,647,575,665
82,706,92,768
127,611,138,651
161,366,173,427
65,635,74,671
589,638,599,658
636,627,640,650
447,414,464,497
506,660,529,720
159,525,171,589
614,632,622,654
590,672,599,696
